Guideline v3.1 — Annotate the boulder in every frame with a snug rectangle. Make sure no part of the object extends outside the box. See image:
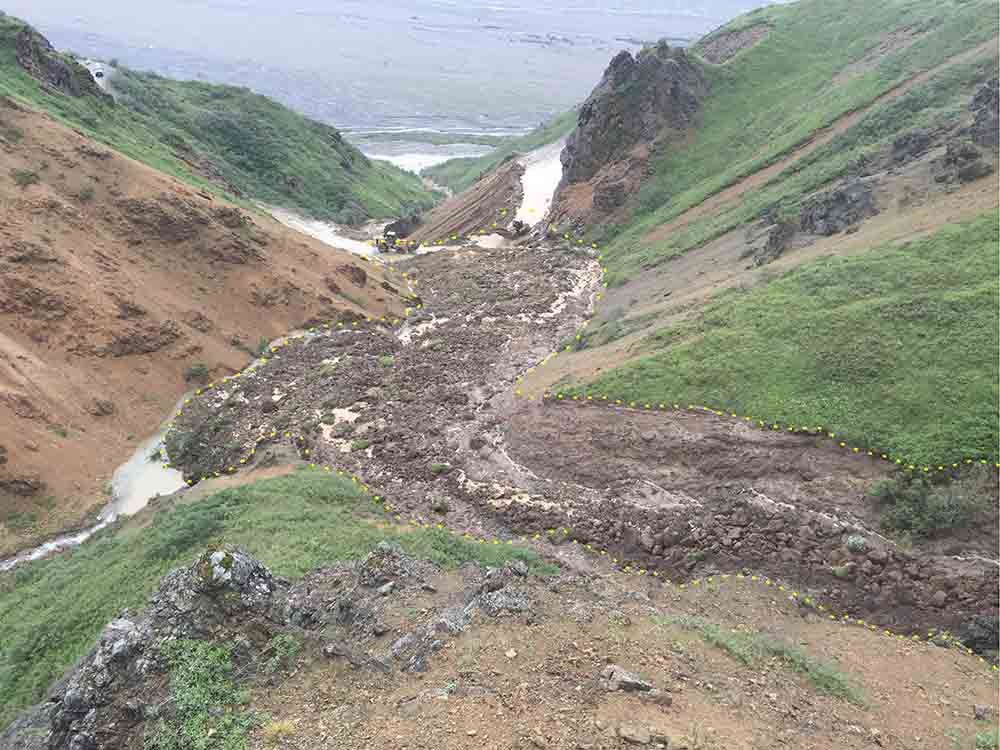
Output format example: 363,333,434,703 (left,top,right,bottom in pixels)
799,178,878,235
970,78,999,149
